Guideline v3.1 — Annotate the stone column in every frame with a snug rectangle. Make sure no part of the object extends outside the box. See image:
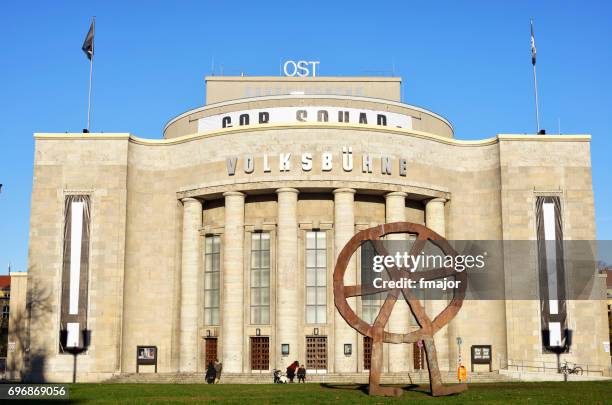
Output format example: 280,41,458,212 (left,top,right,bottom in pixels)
333,188,358,372
425,197,450,371
385,191,411,372
425,198,446,237
222,191,245,373
179,198,202,372
276,188,299,369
